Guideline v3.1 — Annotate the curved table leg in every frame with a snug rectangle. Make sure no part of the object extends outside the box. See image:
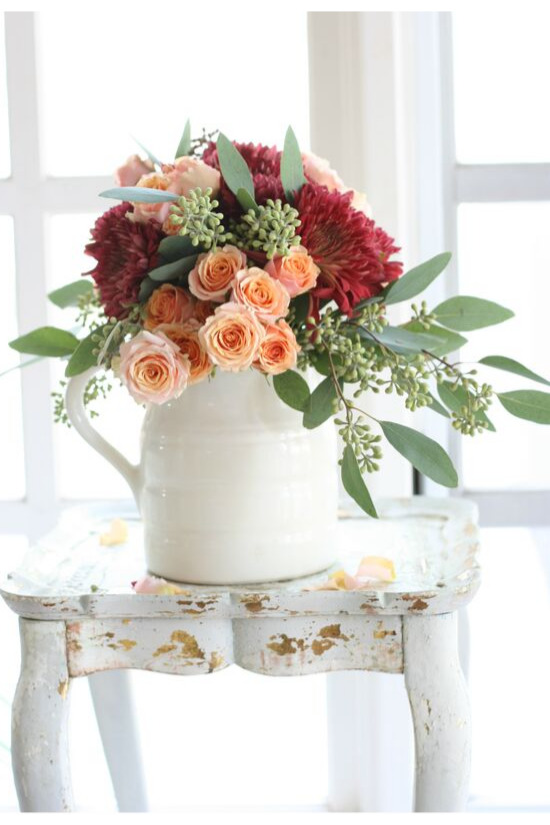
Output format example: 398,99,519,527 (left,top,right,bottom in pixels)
88,670,148,812
403,612,471,812
11,618,74,812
